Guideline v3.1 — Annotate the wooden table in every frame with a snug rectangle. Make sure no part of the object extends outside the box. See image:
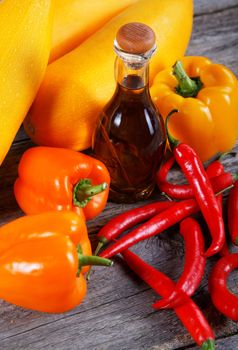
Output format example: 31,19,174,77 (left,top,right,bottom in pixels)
1,1,238,349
